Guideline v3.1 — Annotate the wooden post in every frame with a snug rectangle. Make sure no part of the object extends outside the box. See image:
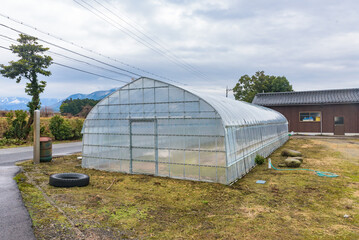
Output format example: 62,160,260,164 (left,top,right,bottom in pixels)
33,110,40,164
